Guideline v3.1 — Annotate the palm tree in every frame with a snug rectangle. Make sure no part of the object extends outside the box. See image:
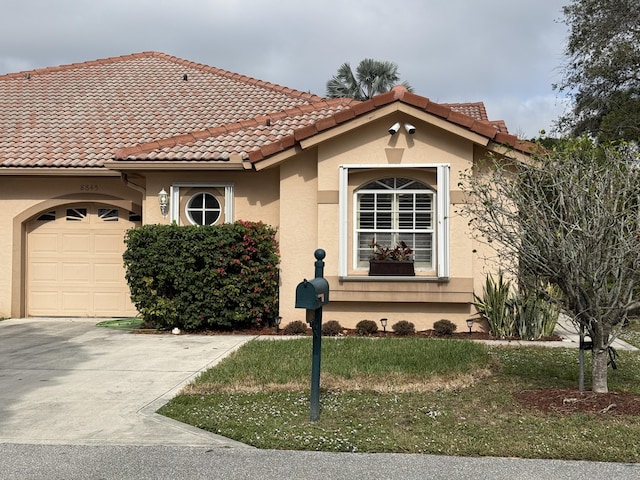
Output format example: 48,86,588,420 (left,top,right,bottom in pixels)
326,59,413,101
